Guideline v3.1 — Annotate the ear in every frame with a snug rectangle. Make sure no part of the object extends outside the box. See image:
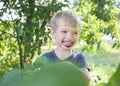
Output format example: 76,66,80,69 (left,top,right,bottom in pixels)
50,28,55,39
